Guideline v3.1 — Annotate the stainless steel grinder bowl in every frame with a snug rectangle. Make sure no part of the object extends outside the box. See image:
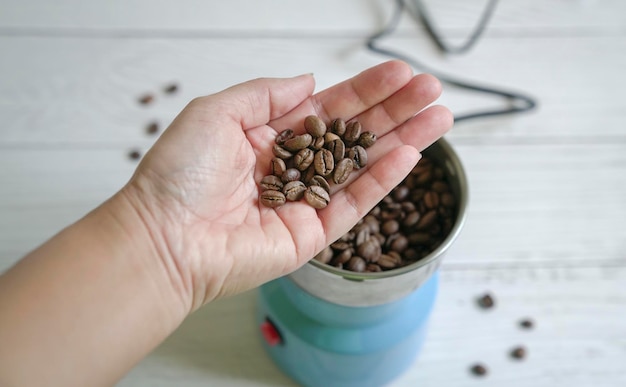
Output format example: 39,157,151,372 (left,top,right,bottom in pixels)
288,137,469,307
